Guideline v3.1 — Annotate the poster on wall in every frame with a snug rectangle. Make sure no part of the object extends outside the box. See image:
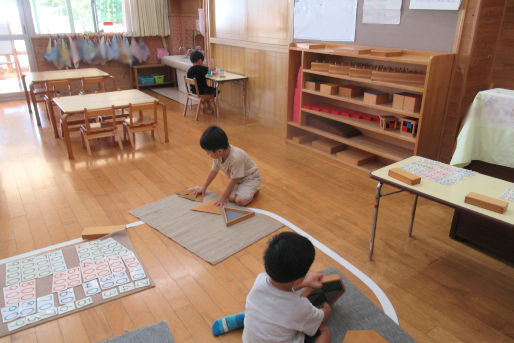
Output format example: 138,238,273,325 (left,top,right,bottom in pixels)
409,0,461,10
363,0,402,24
294,0,358,41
